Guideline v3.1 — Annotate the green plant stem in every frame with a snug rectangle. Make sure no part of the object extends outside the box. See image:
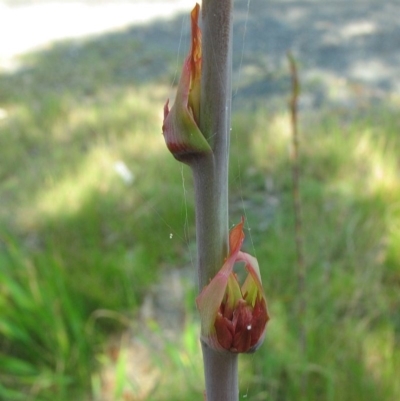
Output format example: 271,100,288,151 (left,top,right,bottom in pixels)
197,0,232,303
288,53,307,395
192,1,237,400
